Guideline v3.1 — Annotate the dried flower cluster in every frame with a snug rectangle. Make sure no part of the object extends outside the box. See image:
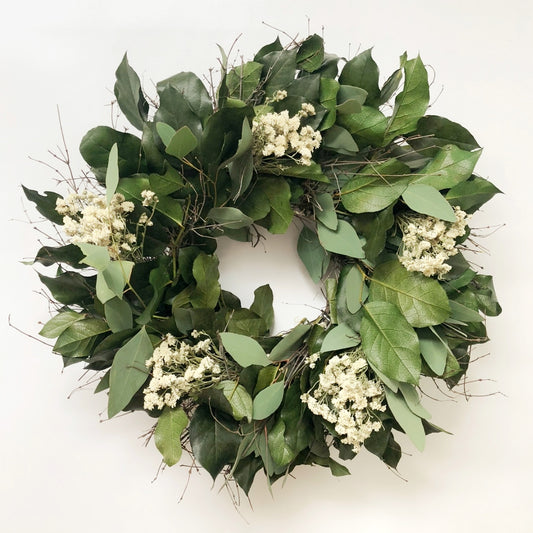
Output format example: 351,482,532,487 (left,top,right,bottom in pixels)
55,191,137,259
252,101,322,166
301,348,385,453
398,207,471,278
143,332,223,411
